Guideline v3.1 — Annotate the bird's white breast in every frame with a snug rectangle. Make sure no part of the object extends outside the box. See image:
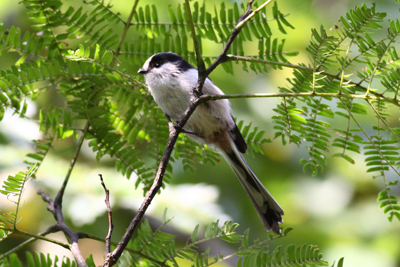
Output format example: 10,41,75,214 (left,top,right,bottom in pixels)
145,67,234,144
145,67,195,121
